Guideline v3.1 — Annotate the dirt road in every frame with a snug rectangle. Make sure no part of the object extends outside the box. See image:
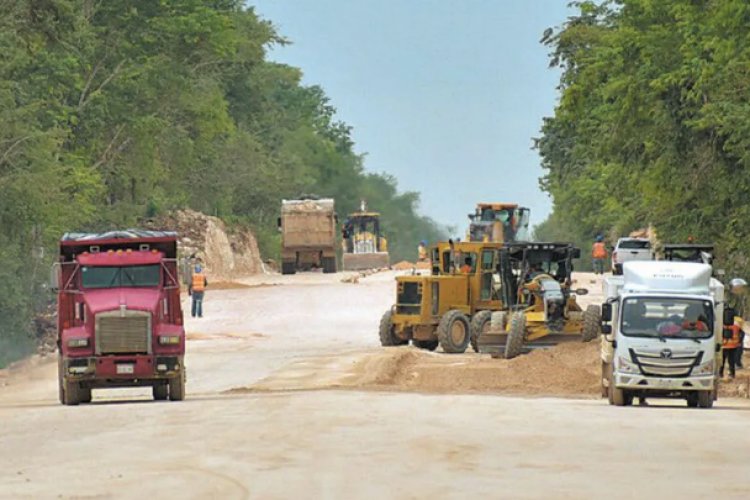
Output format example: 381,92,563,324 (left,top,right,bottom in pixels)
1,271,749,499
